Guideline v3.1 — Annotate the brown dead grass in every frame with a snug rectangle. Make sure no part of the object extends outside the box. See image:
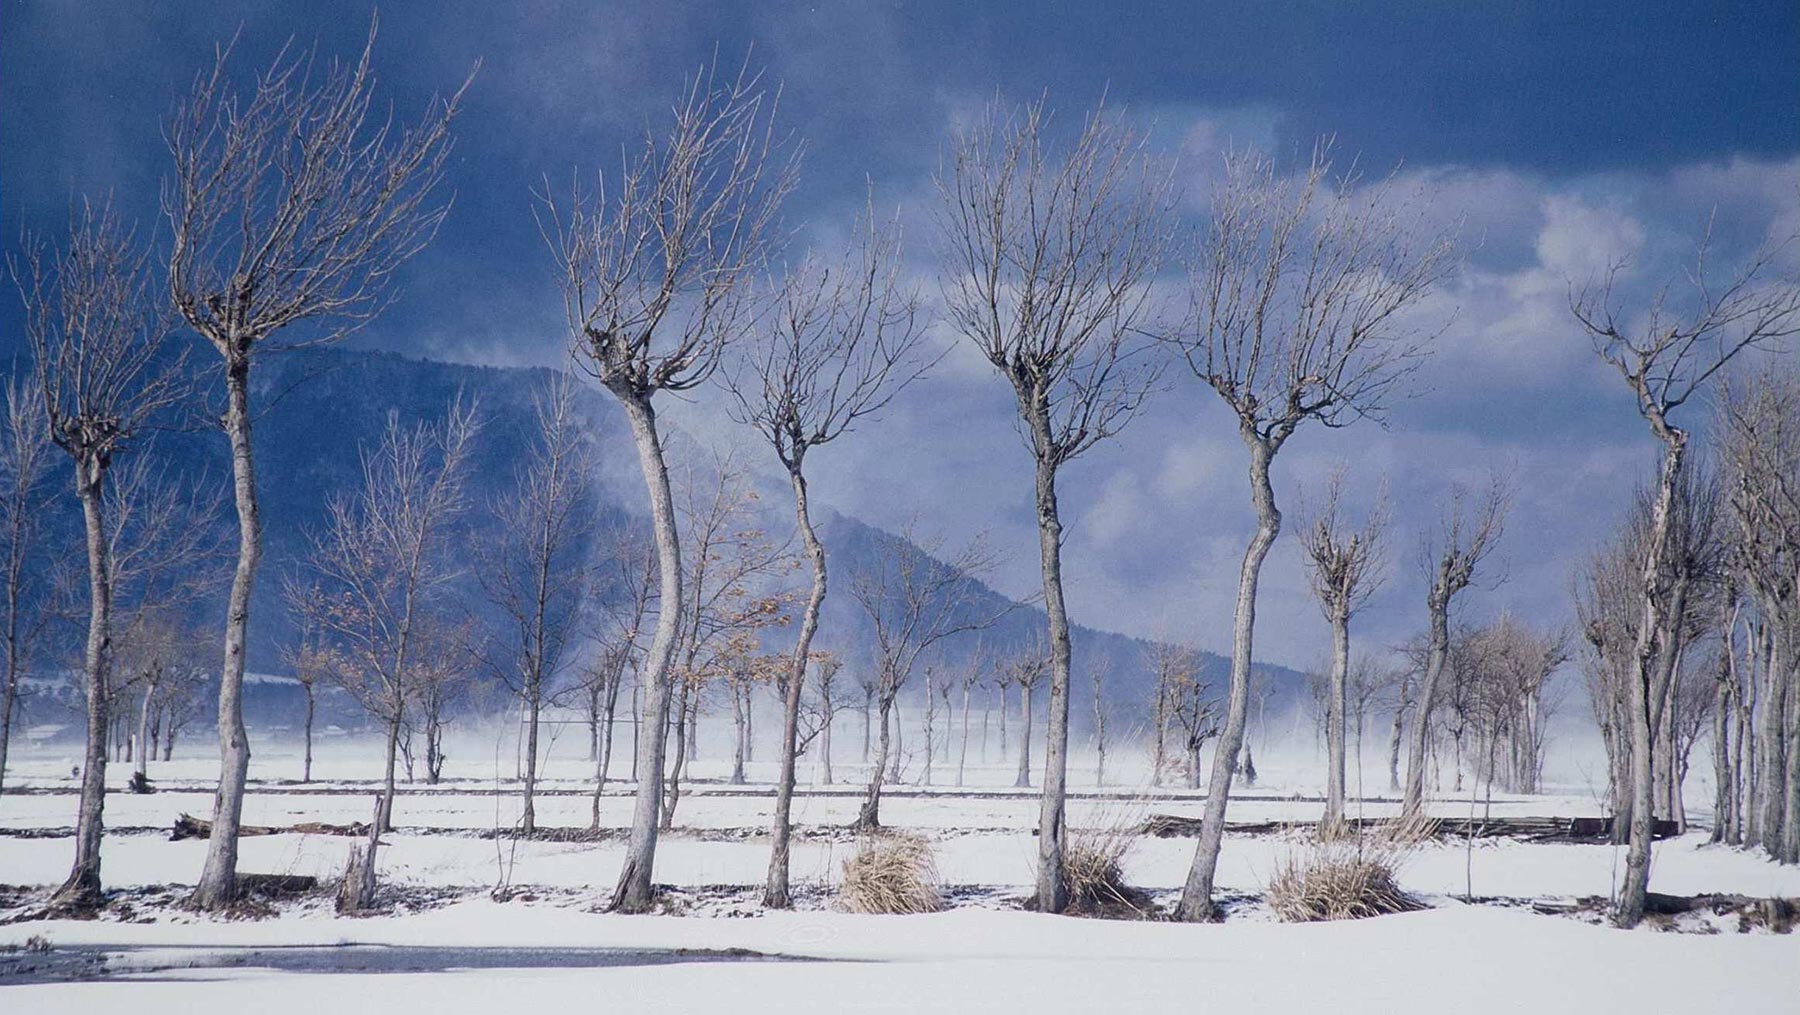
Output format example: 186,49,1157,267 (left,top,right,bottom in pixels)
1265,811,1435,922
838,833,942,915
